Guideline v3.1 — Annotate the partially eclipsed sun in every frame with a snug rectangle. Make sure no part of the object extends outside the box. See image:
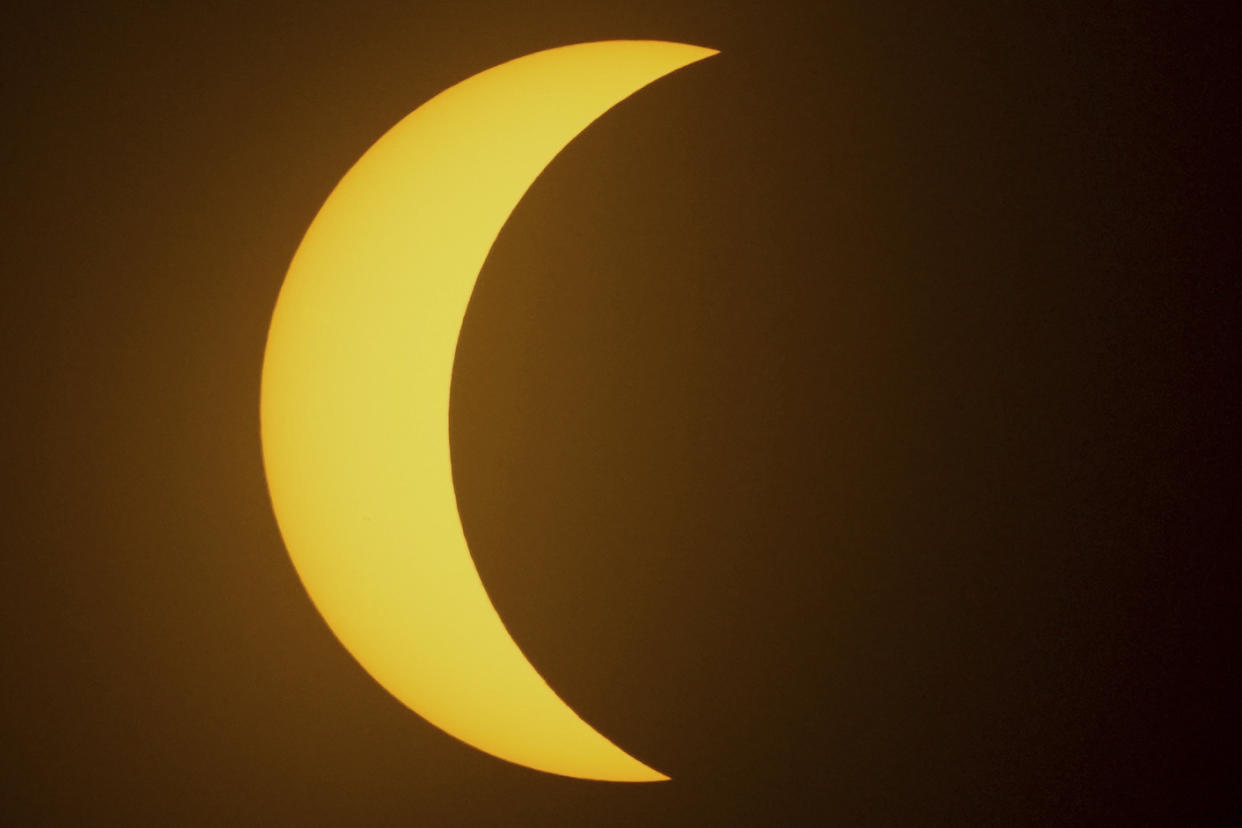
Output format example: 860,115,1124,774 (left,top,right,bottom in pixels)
260,41,717,781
